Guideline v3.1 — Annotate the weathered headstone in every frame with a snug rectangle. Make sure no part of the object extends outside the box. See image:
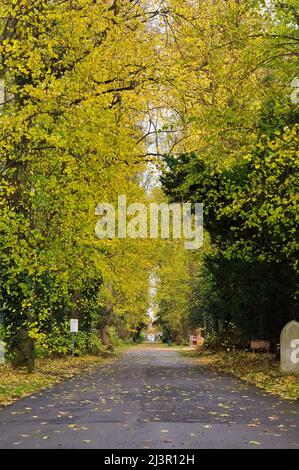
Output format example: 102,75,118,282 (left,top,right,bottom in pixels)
280,321,299,375
9,330,35,373
0,340,5,364
101,326,110,348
